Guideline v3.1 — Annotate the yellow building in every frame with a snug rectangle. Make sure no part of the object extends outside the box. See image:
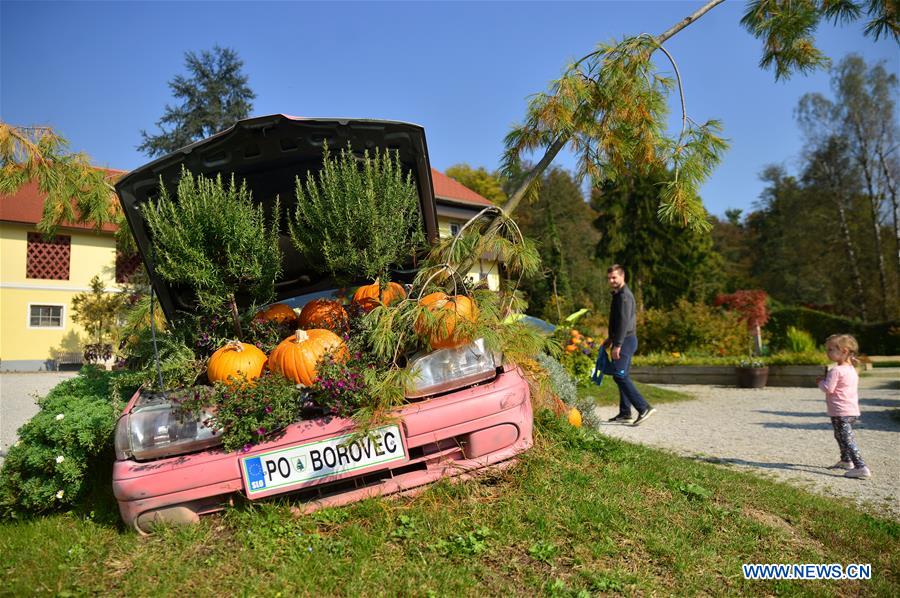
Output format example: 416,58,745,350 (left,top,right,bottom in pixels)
0,176,129,371
431,169,500,291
